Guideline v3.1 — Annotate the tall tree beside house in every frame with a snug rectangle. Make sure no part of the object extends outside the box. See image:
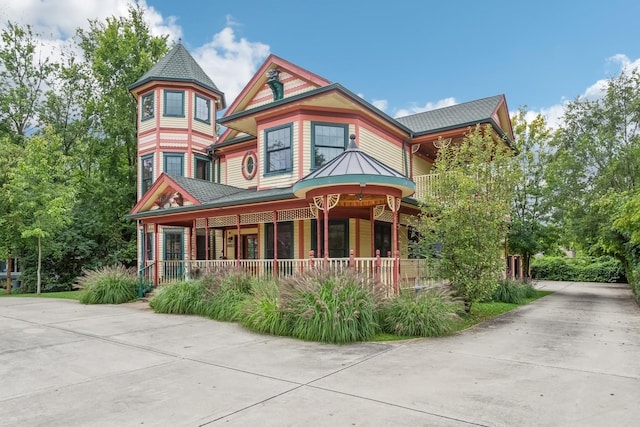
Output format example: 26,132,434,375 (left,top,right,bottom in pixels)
0,137,23,293
508,109,555,278
547,69,640,292
419,125,520,311
0,22,52,144
8,129,75,294
74,3,168,265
